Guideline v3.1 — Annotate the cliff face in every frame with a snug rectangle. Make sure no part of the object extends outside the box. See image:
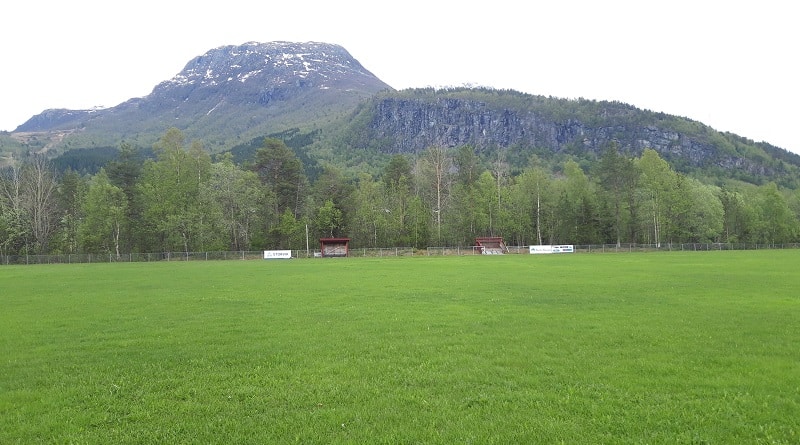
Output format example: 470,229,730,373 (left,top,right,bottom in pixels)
370,98,537,152
360,93,783,177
